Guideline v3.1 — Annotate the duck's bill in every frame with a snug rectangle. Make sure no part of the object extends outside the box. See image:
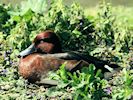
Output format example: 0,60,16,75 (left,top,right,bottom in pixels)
18,44,36,58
